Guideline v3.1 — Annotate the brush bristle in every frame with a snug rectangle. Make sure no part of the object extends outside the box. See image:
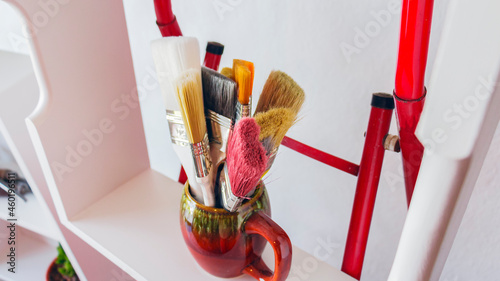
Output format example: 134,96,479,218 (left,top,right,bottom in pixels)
255,70,305,115
261,137,275,155
226,118,267,197
175,69,207,144
220,67,234,80
254,108,295,150
233,60,254,104
202,67,238,118
151,37,201,111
